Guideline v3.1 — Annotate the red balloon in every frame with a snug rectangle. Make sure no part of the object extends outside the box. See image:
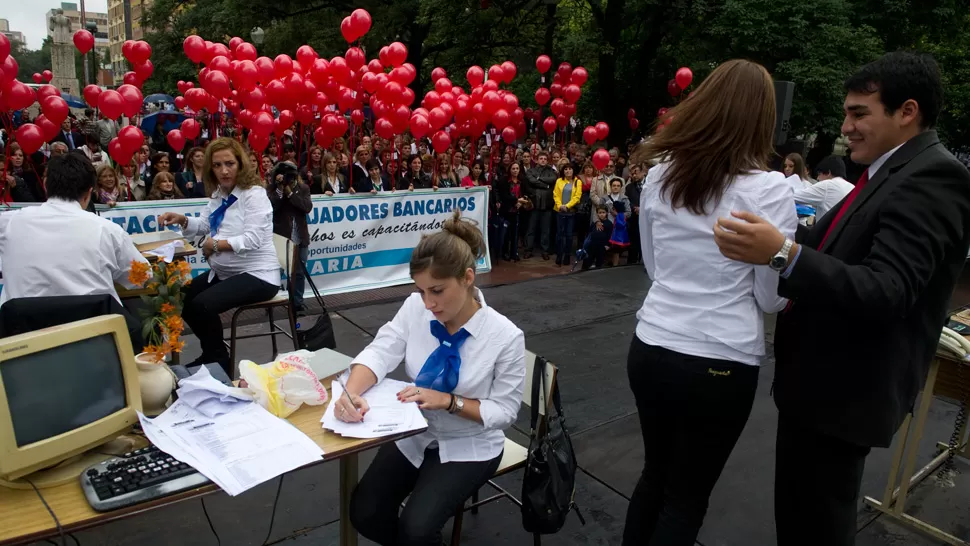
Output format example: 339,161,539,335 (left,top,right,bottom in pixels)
431,130,451,154
34,115,58,141
595,121,609,141
501,126,517,143
428,107,449,130
563,84,581,104
235,42,257,62
656,107,666,118
549,82,563,98
249,132,269,152
534,87,551,106
1,56,18,86
120,71,139,86
133,60,154,81
629,118,640,130
570,67,589,86
410,115,432,139
232,59,258,91
117,85,144,117
466,66,485,88
330,56,351,85
36,85,59,102
488,65,505,85
536,55,551,74
118,125,143,154
557,62,572,81
592,149,610,170
483,91,502,115
32,73,42,84
549,98,565,117
209,55,231,73
500,61,517,83
386,42,408,68
174,96,186,110
675,67,693,90
492,109,511,130
346,47,365,71
630,108,638,119
205,70,232,99
14,124,45,155
351,9,373,37
41,96,69,125
556,114,568,128
350,109,364,125
274,54,294,79
542,116,557,135
252,111,275,136
583,126,598,146
667,79,681,97
434,77,453,95
130,41,152,64
42,70,53,83
374,118,395,140
296,45,318,67
0,34,9,63
6,81,36,111
431,67,447,84
183,35,205,64
255,56,275,84
73,30,94,54
340,17,356,44
122,40,135,60
181,118,201,140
